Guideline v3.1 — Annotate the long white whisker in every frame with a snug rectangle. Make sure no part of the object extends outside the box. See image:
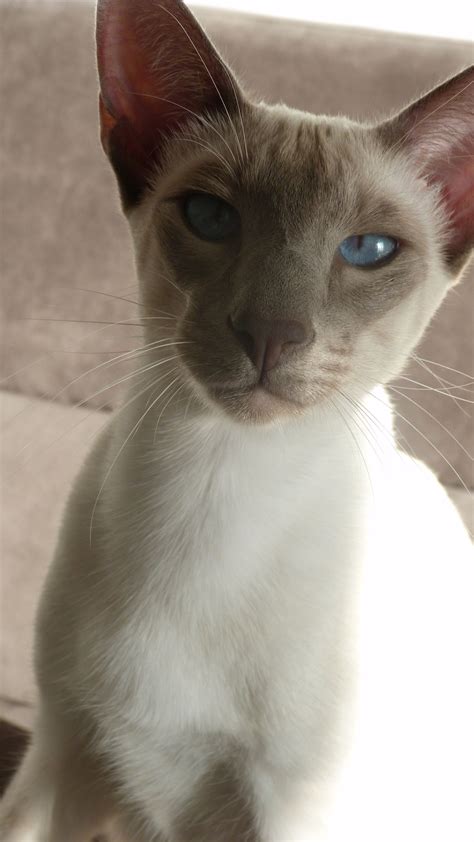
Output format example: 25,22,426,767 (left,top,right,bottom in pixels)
413,355,473,380
2,340,190,432
1,337,178,429
7,351,186,463
153,379,187,444
179,135,234,176
132,90,238,165
157,4,244,163
390,78,473,155
221,62,248,162
63,351,187,414
388,385,472,460
6,367,169,481
338,390,386,464
369,389,471,493
330,395,375,497
410,354,469,415
156,272,190,304
59,285,161,314
396,378,474,394
89,369,183,545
